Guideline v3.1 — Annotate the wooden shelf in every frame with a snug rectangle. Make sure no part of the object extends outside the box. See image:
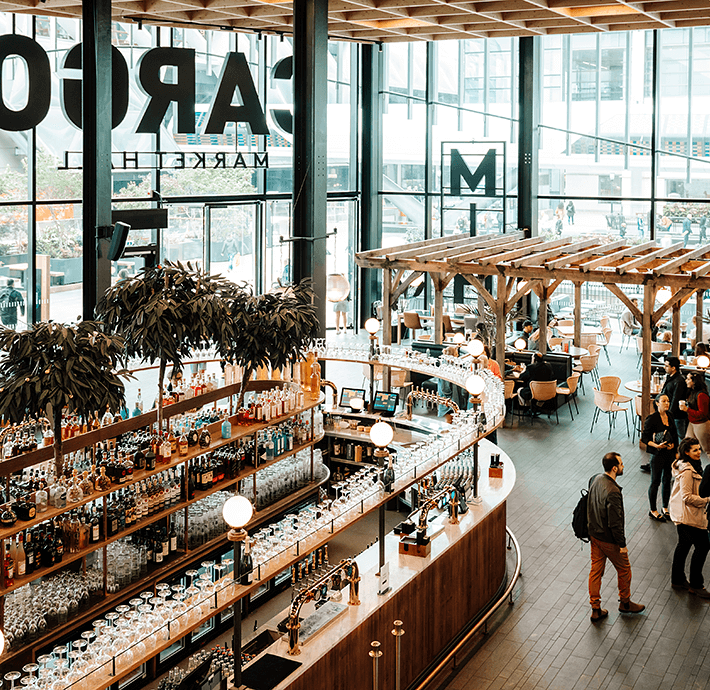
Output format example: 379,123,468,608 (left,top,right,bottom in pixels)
0,470,330,669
